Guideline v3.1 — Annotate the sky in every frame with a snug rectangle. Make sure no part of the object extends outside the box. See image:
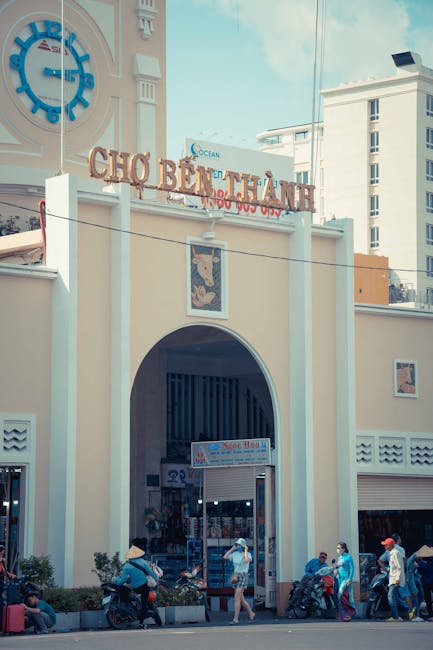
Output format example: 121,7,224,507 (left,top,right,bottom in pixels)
166,0,433,159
